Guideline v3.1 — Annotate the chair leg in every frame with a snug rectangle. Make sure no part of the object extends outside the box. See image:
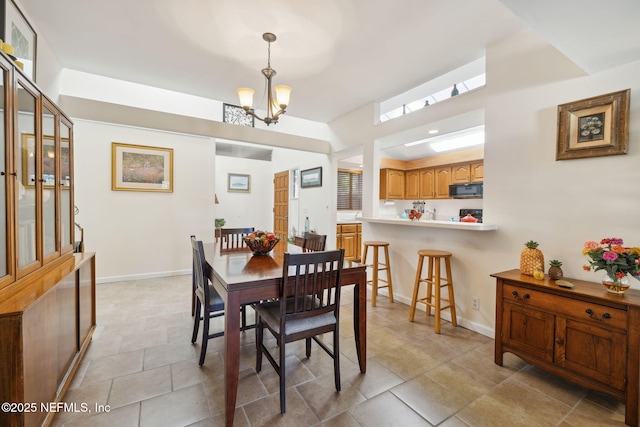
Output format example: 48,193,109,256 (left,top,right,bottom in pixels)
333,329,341,392
191,299,201,343
199,306,209,366
279,337,286,413
241,305,247,330
372,248,379,307
306,338,312,358
409,255,424,321
383,245,394,303
255,318,264,372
